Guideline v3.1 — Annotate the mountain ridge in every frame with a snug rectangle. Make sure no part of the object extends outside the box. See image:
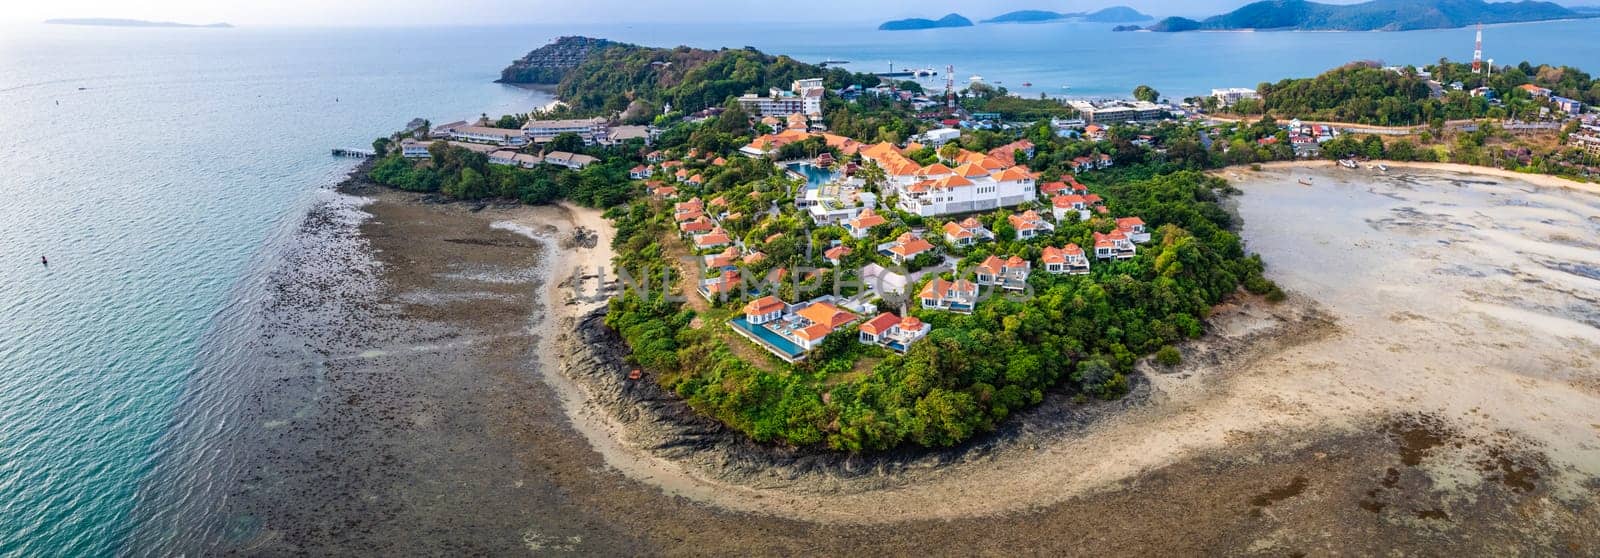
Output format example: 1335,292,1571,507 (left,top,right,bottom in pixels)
1148,0,1590,32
